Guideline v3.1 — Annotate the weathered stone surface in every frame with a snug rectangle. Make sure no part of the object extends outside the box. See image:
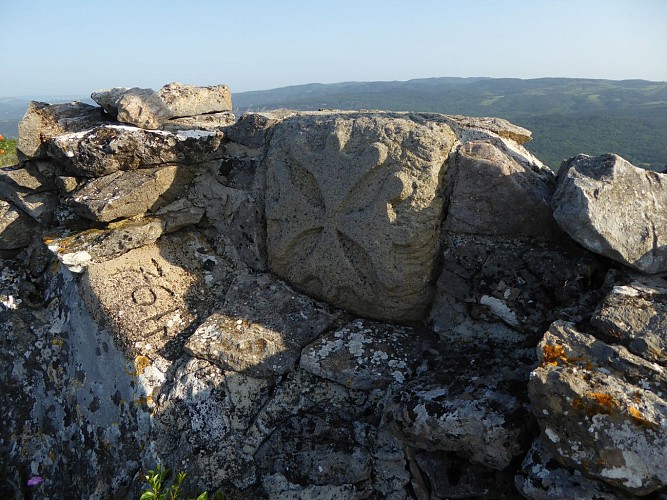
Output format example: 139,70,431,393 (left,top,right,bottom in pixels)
45,203,204,272
68,165,196,222
552,153,667,274
515,437,635,500
443,140,559,239
226,110,293,149
17,101,106,159
161,111,236,132
185,273,341,377
48,124,224,177
265,111,456,322
0,199,35,250
591,277,667,365
91,87,173,129
528,320,667,495
383,339,536,470
255,413,372,486
189,169,266,270
413,450,519,499
158,82,232,117
80,235,210,357
300,318,430,390
261,473,357,500
431,234,602,336
447,115,533,145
